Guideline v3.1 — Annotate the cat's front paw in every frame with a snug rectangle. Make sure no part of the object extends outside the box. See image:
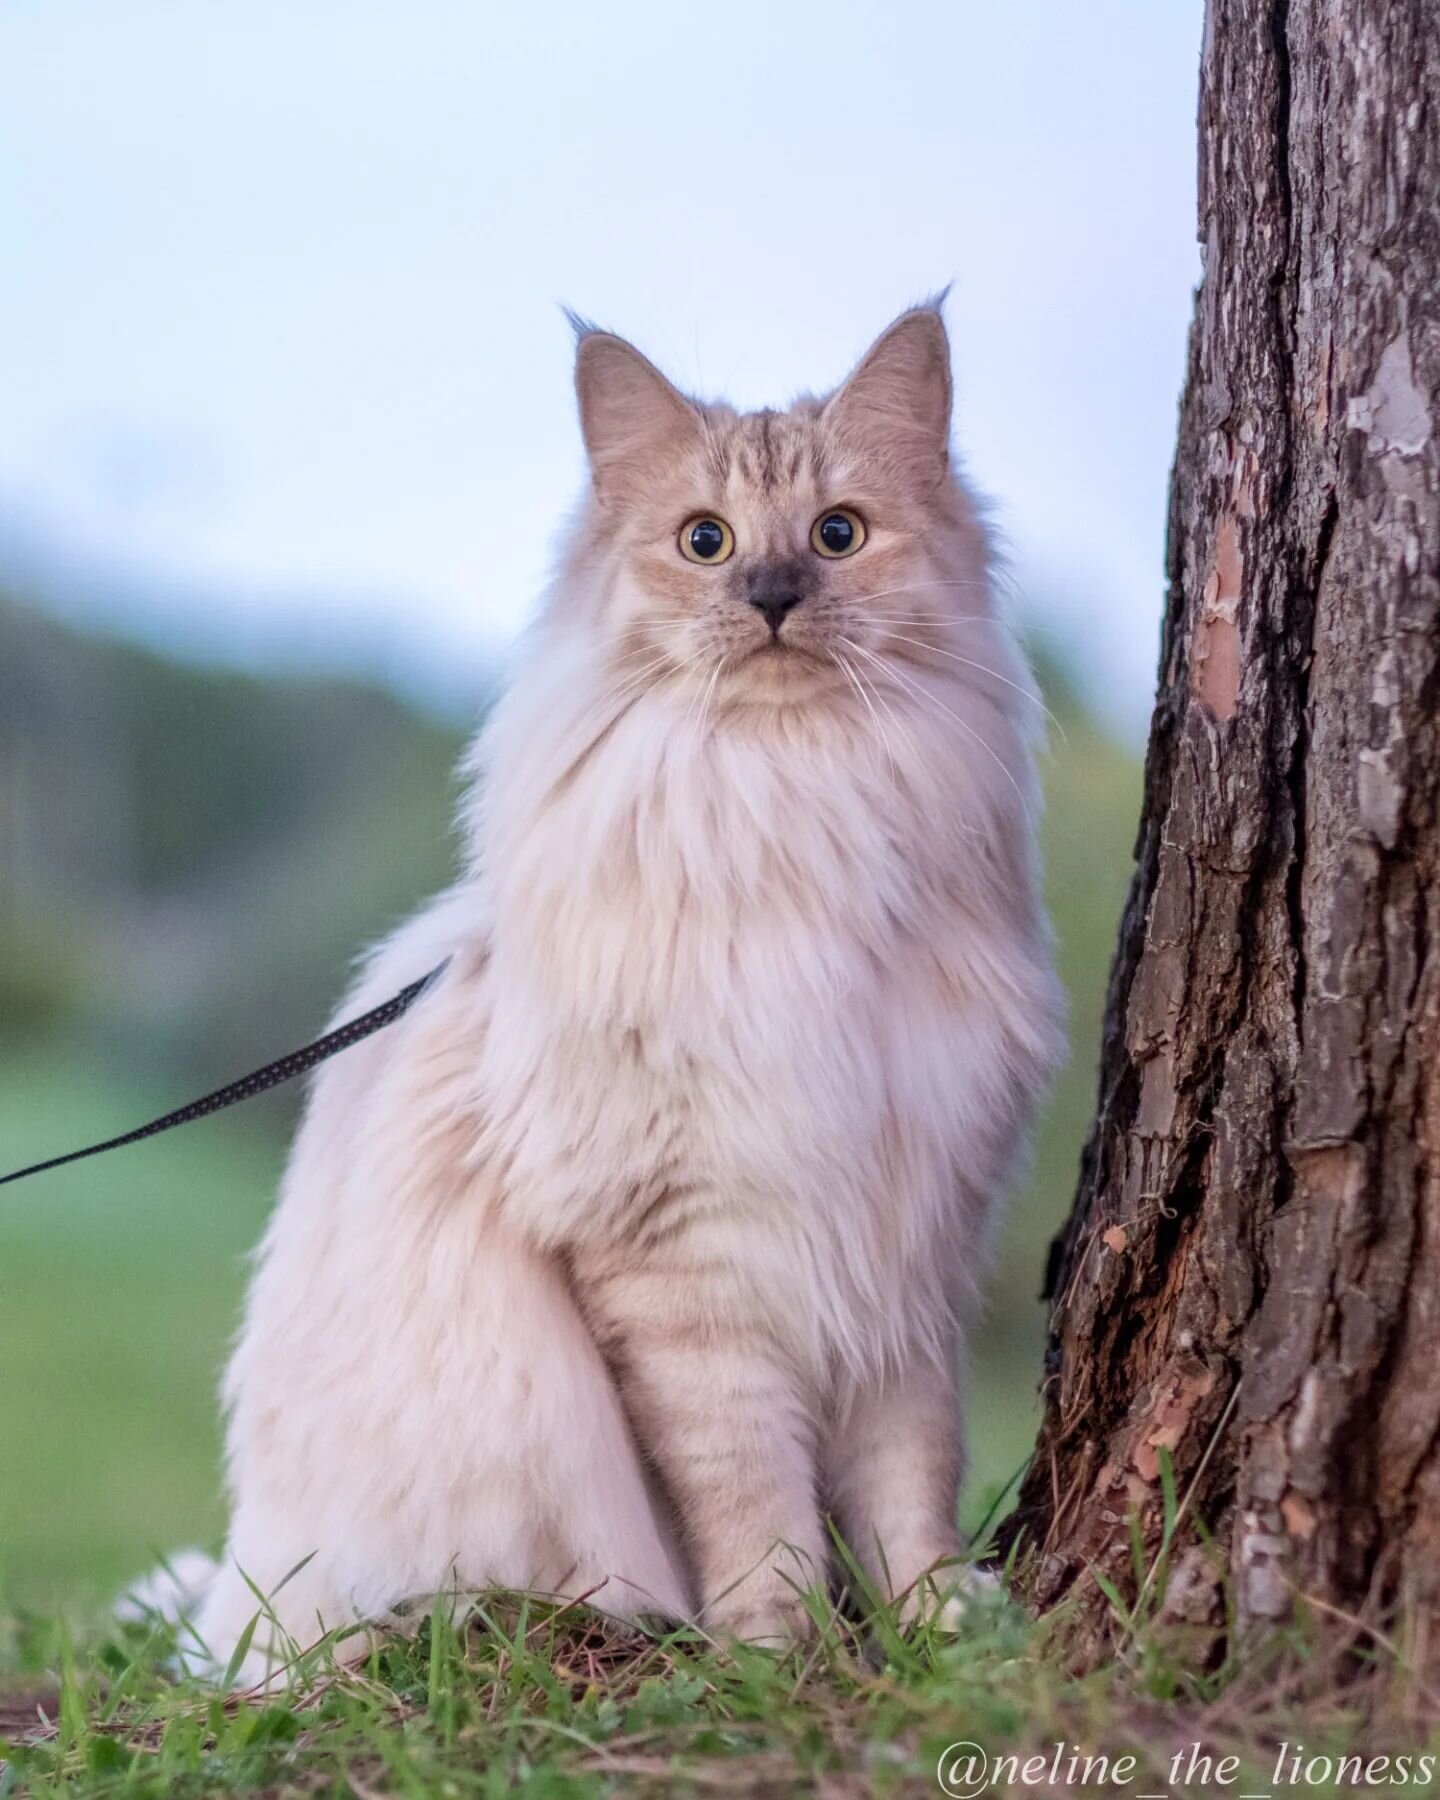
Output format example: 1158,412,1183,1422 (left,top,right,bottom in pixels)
705,1585,817,1650
897,1561,1002,1635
